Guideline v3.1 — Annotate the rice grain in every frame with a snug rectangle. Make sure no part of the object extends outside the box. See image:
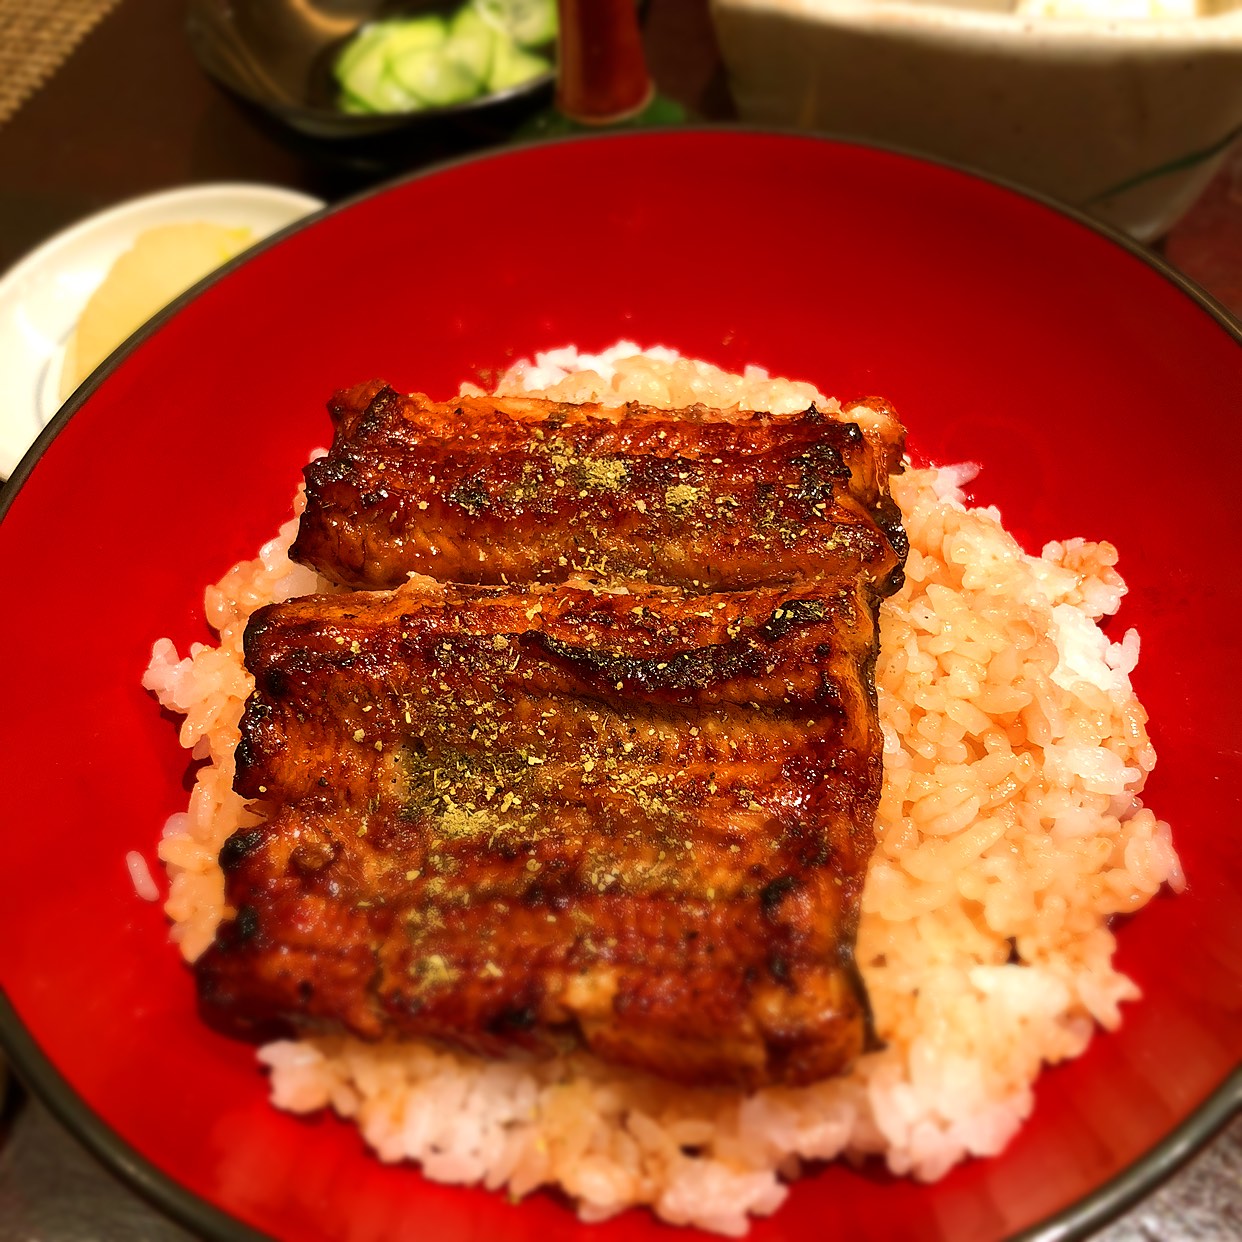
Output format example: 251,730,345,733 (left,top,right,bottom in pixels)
143,345,1180,1233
